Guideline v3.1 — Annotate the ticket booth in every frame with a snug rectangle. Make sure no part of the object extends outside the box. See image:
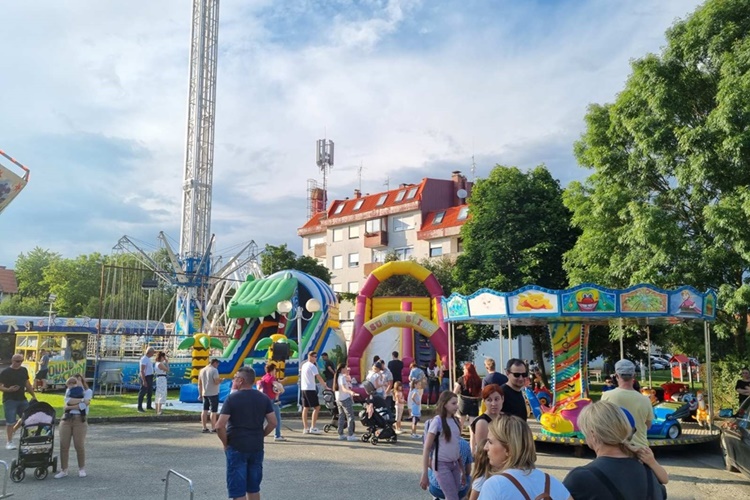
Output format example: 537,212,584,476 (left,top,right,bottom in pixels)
16,331,89,388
